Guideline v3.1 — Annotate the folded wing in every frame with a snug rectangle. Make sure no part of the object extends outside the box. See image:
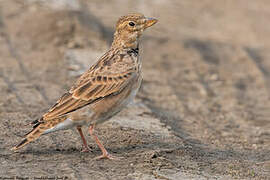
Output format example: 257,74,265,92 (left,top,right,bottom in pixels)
43,51,136,120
